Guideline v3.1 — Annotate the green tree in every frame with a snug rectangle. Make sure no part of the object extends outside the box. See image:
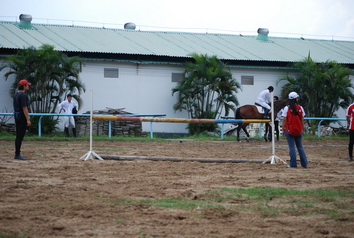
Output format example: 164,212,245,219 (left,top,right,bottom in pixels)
1,44,85,133
278,54,354,130
172,53,241,134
